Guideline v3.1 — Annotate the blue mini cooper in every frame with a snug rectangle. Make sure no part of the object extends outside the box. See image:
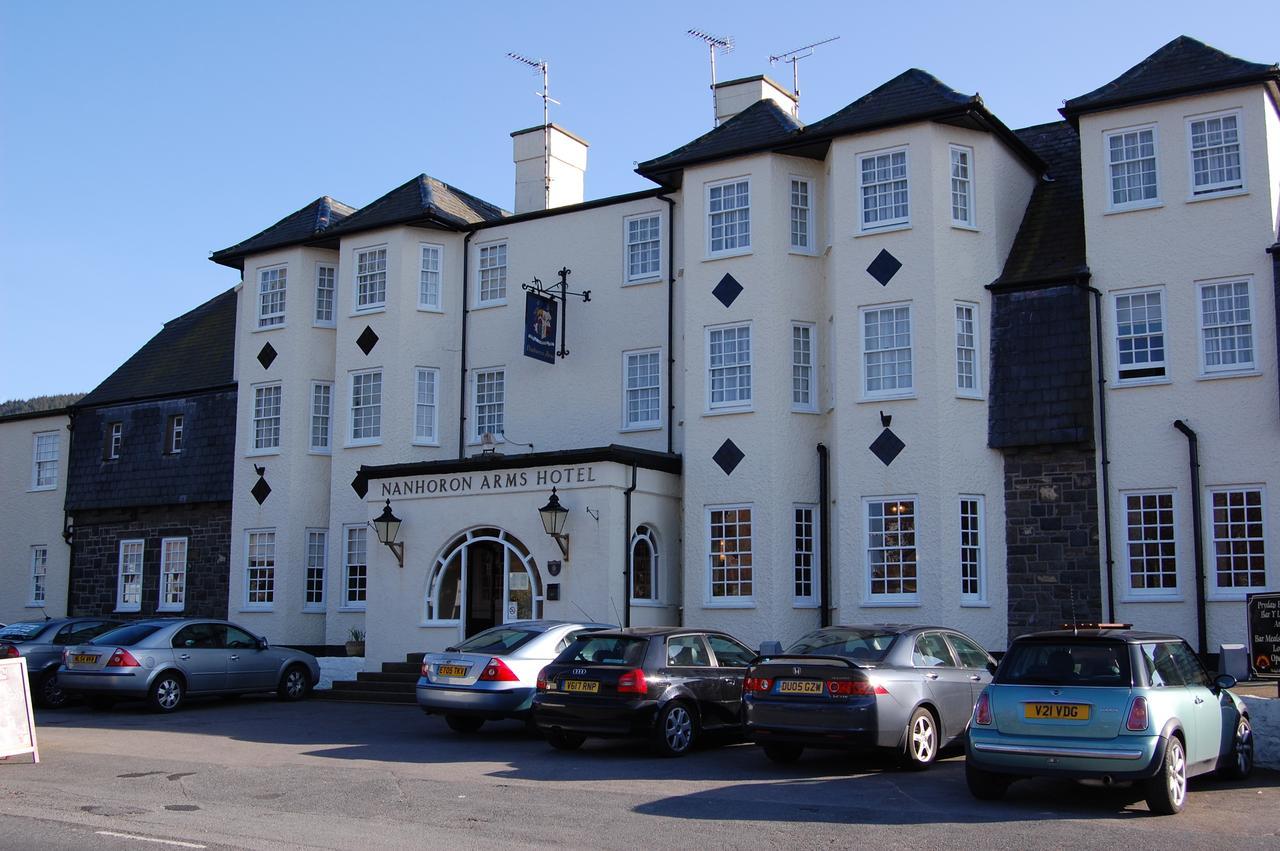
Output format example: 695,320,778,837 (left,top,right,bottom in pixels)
965,628,1253,815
